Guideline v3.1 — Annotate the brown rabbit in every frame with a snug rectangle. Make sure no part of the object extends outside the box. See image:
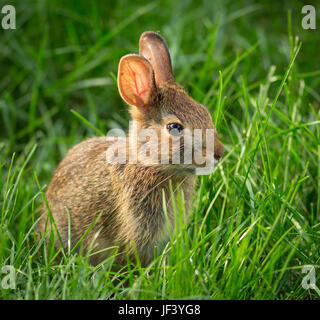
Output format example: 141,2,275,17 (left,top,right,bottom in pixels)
37,31,224,266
